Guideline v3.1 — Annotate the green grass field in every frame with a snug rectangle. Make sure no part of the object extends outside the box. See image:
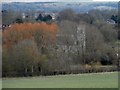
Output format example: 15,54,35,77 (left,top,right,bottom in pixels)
2,72,118,88
0,79,2,90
